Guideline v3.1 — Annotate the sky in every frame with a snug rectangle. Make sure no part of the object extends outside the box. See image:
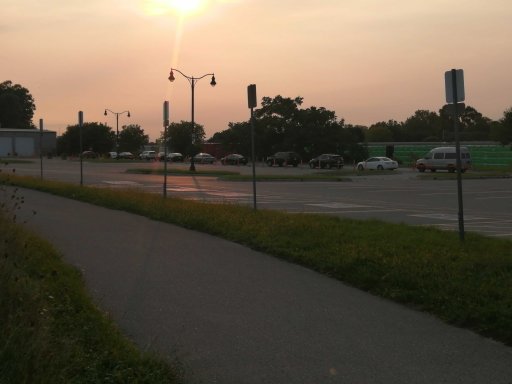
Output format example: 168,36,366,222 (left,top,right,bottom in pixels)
2,0,512,141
